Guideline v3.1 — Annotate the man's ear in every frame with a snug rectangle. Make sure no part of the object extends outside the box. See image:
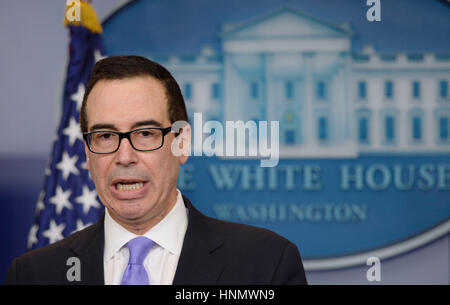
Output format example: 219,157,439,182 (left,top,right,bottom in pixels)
178,126,192,165
84,144,90,170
